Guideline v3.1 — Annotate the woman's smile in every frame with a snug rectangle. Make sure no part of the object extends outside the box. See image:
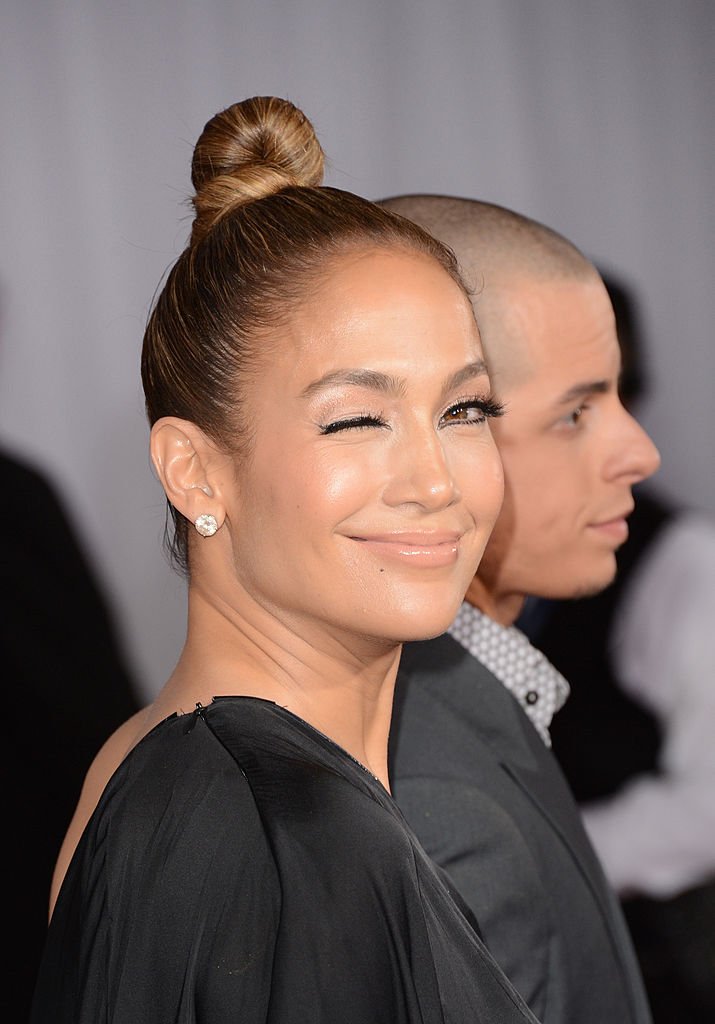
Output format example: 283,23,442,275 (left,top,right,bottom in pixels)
347,530,464,567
